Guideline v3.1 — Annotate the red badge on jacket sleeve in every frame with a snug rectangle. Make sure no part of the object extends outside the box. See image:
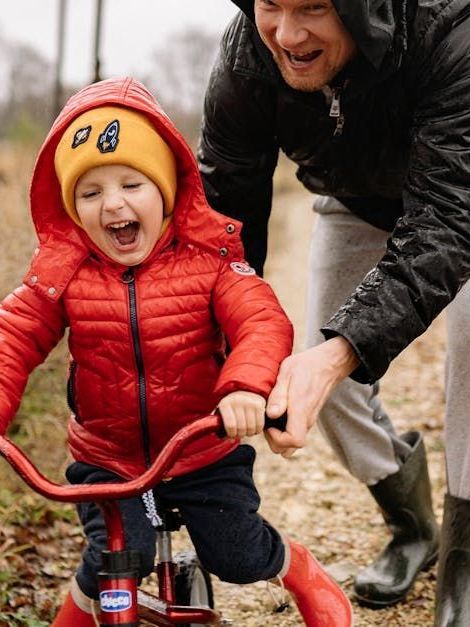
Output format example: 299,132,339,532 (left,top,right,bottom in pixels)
230,261,256,276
